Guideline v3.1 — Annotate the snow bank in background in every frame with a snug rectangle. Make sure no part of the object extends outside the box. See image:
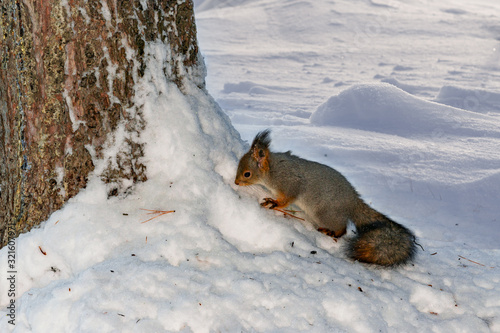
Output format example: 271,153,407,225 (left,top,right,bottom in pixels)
222,81,292,95
434,85,500,114
310,83,500,138
194,0,251,12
